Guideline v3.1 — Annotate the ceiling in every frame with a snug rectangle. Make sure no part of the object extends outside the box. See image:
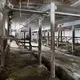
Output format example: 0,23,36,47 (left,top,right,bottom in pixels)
10,0,77,4
0,0,80,32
